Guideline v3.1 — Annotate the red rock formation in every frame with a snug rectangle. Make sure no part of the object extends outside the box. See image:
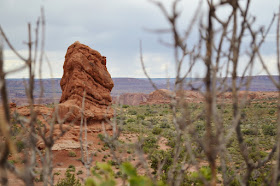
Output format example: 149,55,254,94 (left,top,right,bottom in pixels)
142,89,172,105
15,105,53,116
114,93,149,106
9,102,16,109
140,89,204,105
58,41,114,124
